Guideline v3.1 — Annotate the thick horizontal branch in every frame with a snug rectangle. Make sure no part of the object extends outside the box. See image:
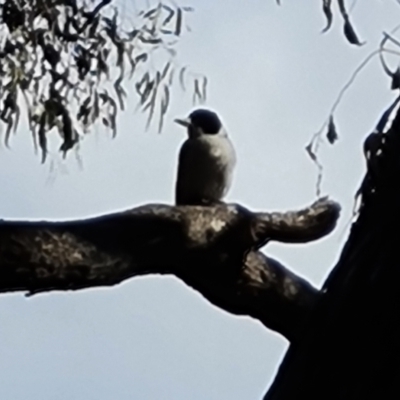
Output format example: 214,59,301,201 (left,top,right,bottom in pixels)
0,198,340,342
